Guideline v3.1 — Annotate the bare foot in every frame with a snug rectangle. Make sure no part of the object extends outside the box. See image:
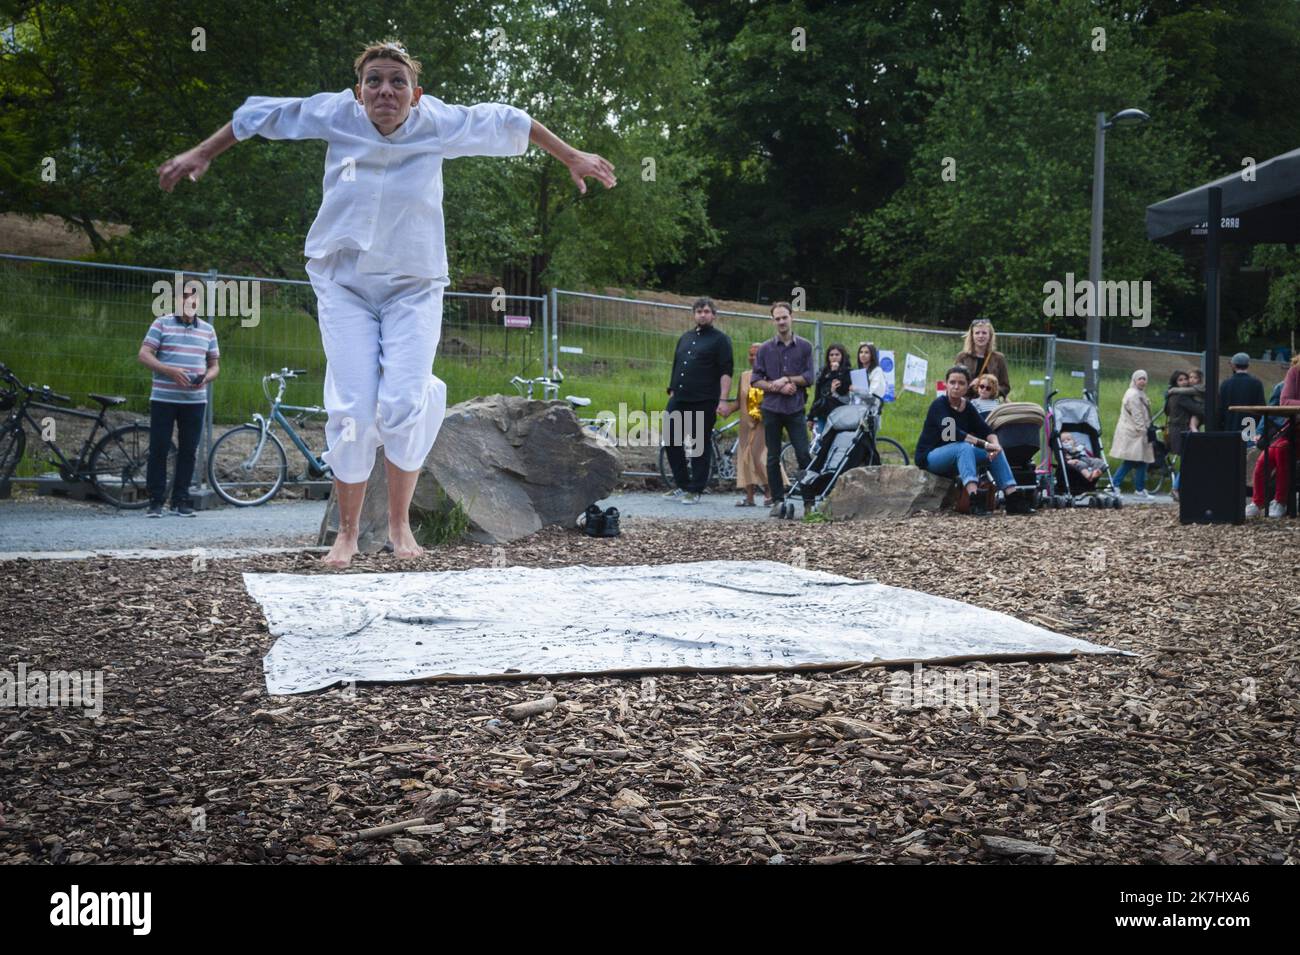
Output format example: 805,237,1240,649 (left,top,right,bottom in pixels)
387,524,424,559
322,533,359,569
